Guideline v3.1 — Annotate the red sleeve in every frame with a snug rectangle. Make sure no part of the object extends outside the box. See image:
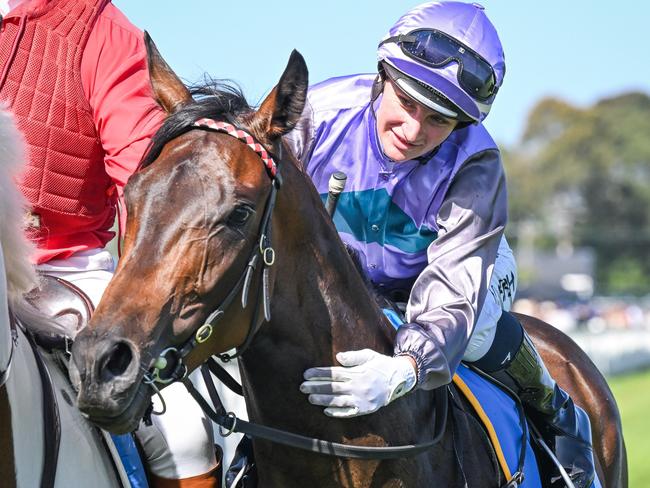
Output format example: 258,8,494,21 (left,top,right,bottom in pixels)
81,3,166,223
